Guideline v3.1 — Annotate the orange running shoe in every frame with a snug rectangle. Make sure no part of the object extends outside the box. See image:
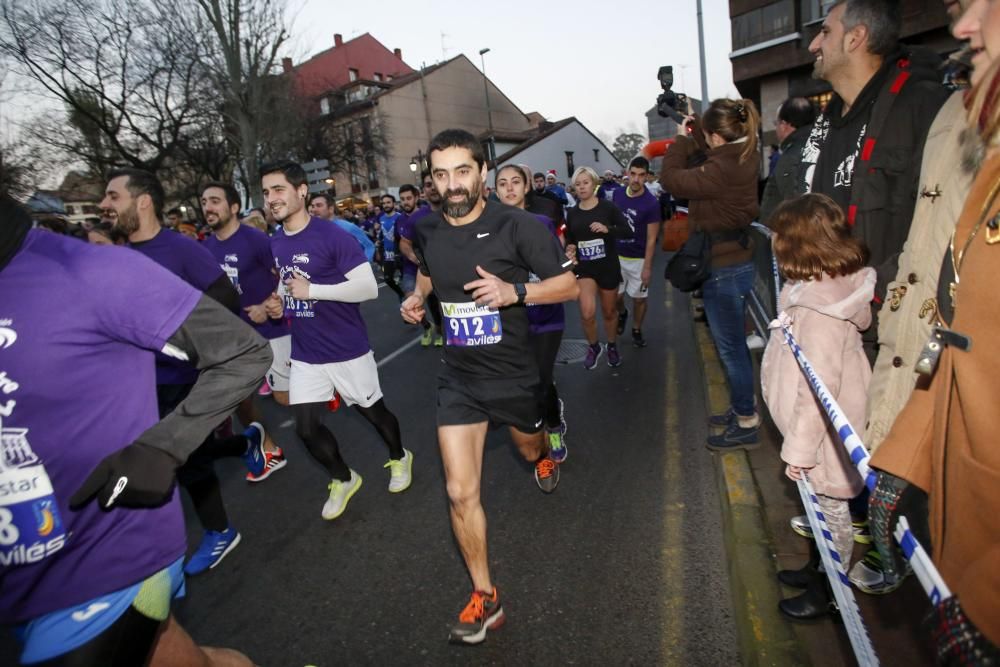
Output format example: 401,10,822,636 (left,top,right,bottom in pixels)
448,588,505,645
534,455,560,494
